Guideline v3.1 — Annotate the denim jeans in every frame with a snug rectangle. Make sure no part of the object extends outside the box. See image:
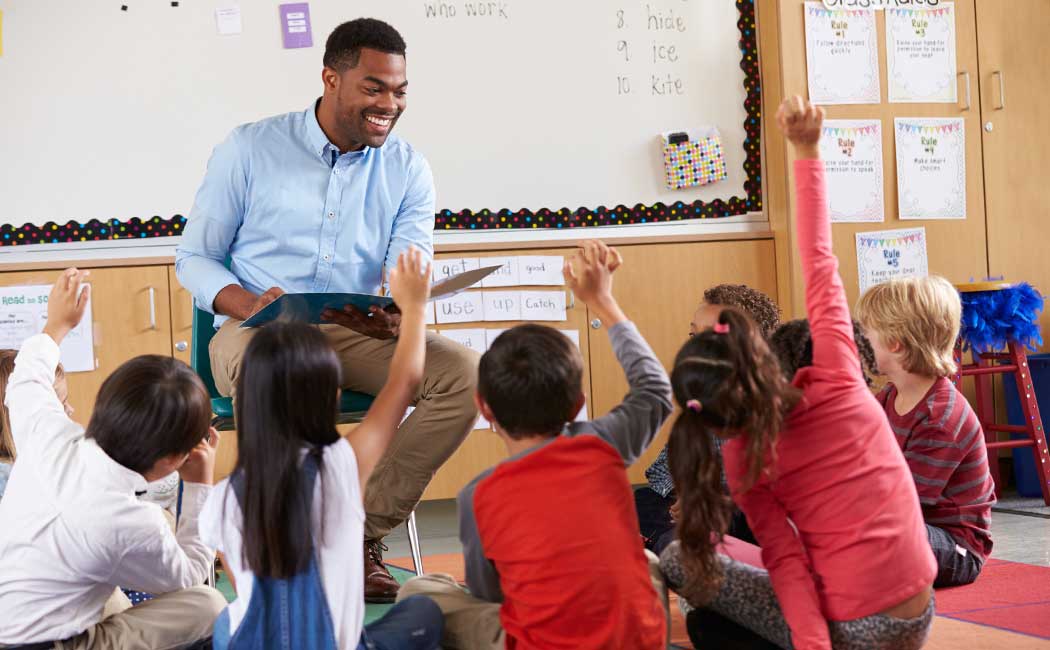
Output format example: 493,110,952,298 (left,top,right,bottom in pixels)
926,524,983,588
